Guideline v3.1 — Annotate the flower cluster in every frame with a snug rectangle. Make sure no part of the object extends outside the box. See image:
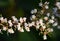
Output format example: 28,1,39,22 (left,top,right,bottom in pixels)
30,1,59,40
0,1,60,40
